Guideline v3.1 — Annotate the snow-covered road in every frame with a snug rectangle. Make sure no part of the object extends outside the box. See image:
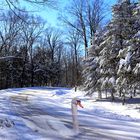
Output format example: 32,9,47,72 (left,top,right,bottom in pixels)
0,87,140,140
